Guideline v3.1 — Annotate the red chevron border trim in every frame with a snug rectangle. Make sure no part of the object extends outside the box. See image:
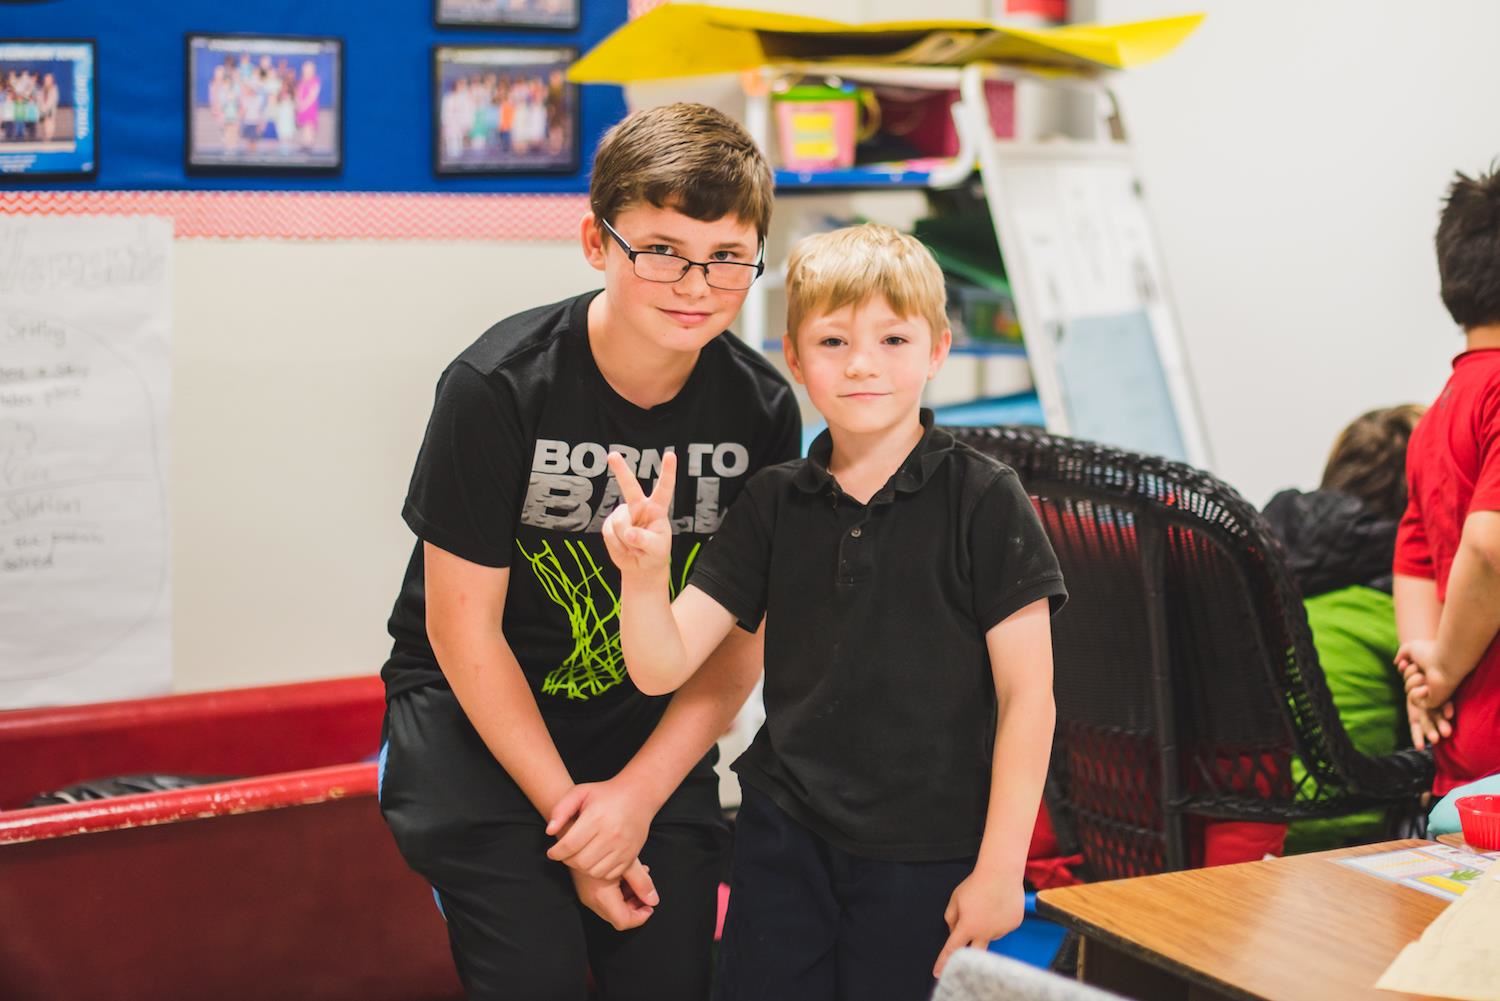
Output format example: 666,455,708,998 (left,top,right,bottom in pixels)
0,191,590,241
